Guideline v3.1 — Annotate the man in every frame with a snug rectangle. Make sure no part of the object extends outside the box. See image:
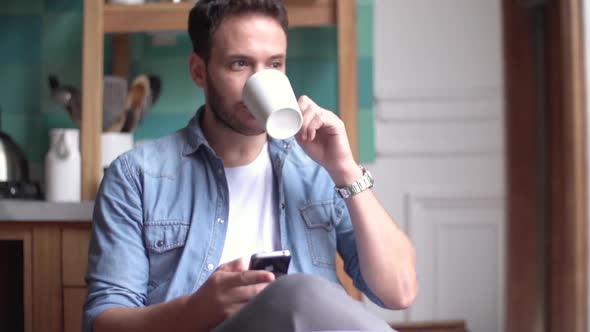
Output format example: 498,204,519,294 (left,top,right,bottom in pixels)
84,0,418,331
